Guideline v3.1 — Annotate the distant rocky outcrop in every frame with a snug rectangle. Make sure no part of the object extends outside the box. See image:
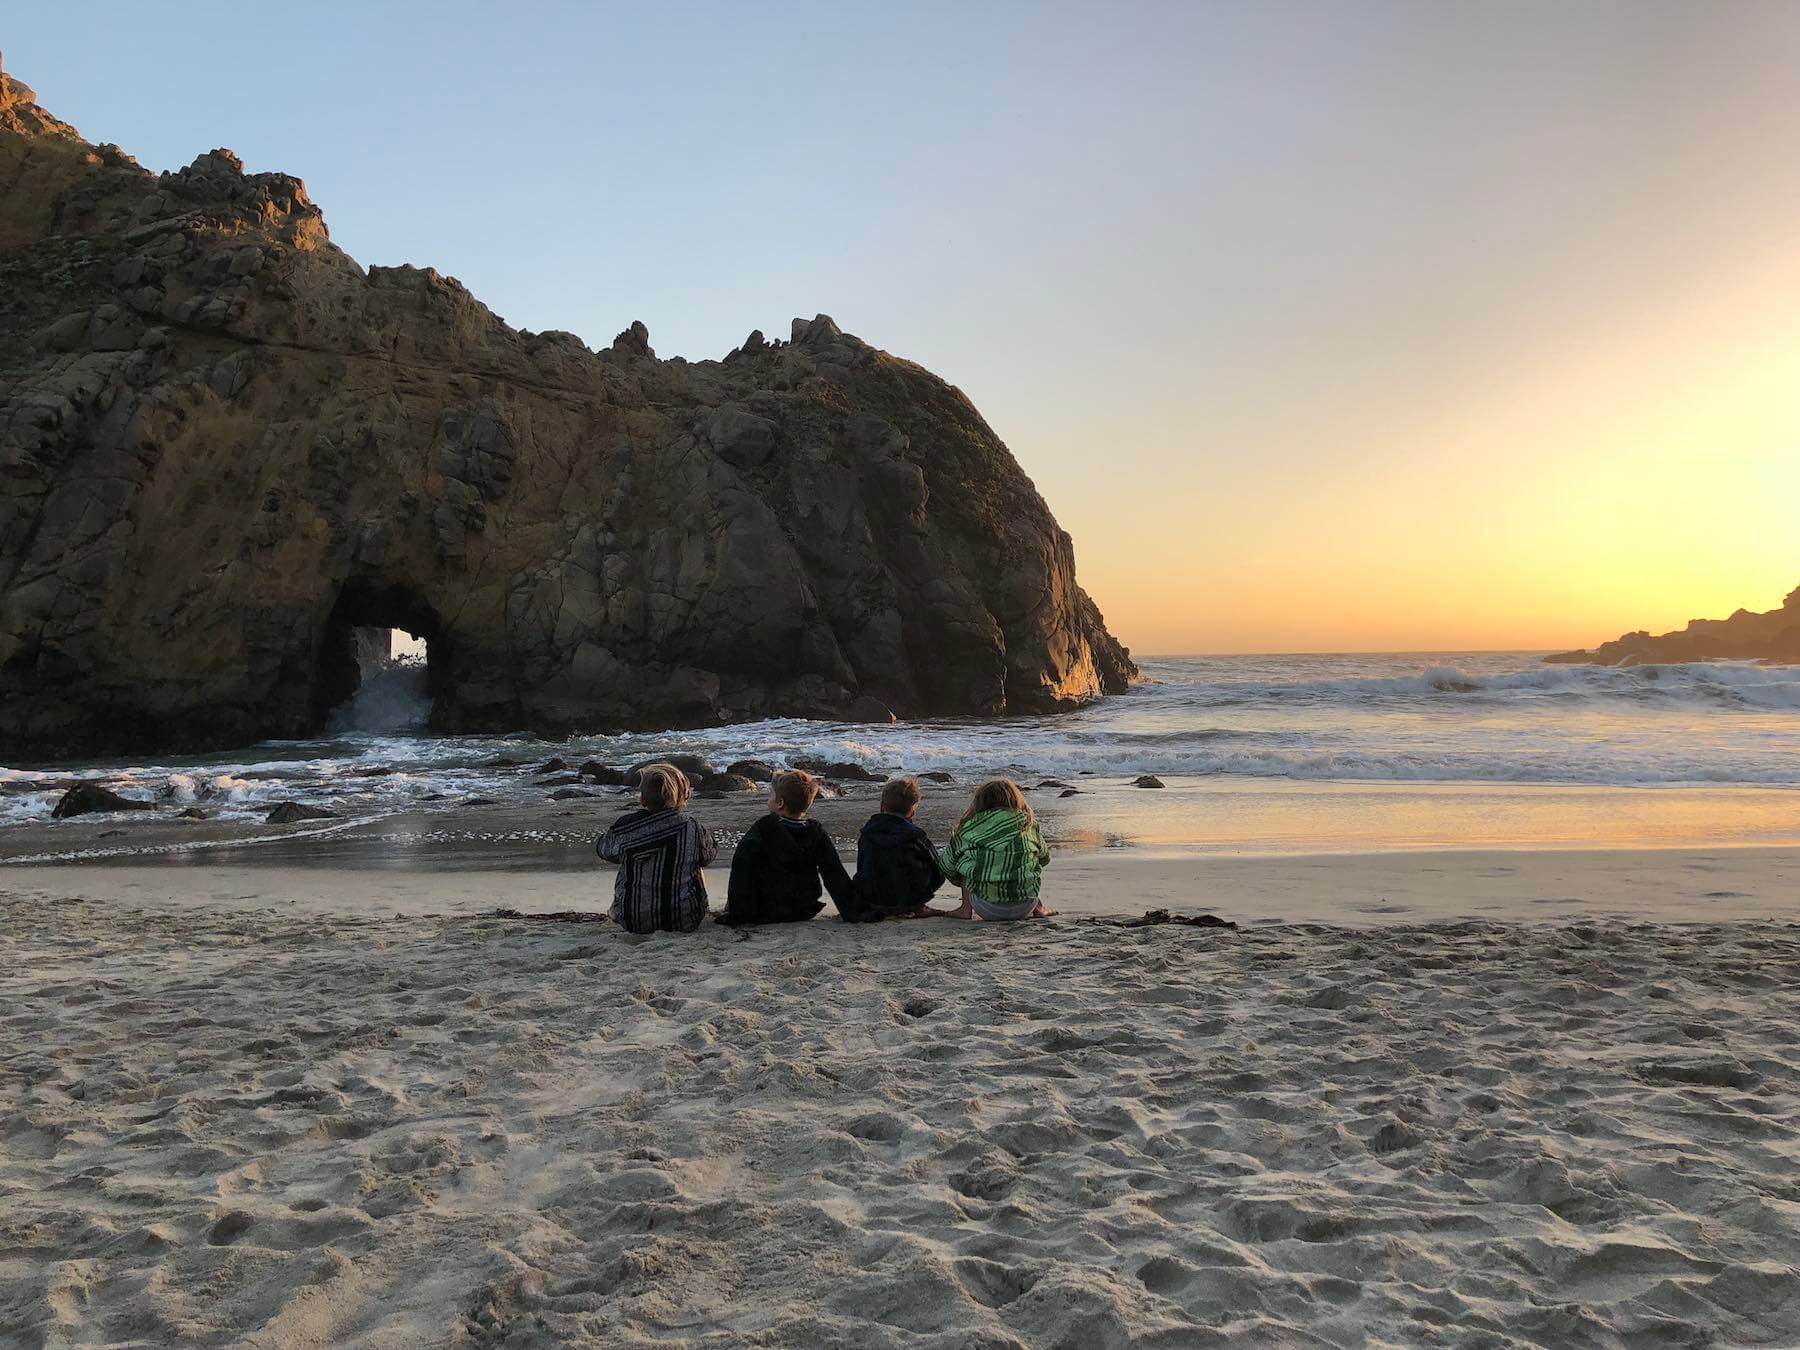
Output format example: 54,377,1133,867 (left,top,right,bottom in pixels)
1545,587,1800,666
0,58,1135,756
